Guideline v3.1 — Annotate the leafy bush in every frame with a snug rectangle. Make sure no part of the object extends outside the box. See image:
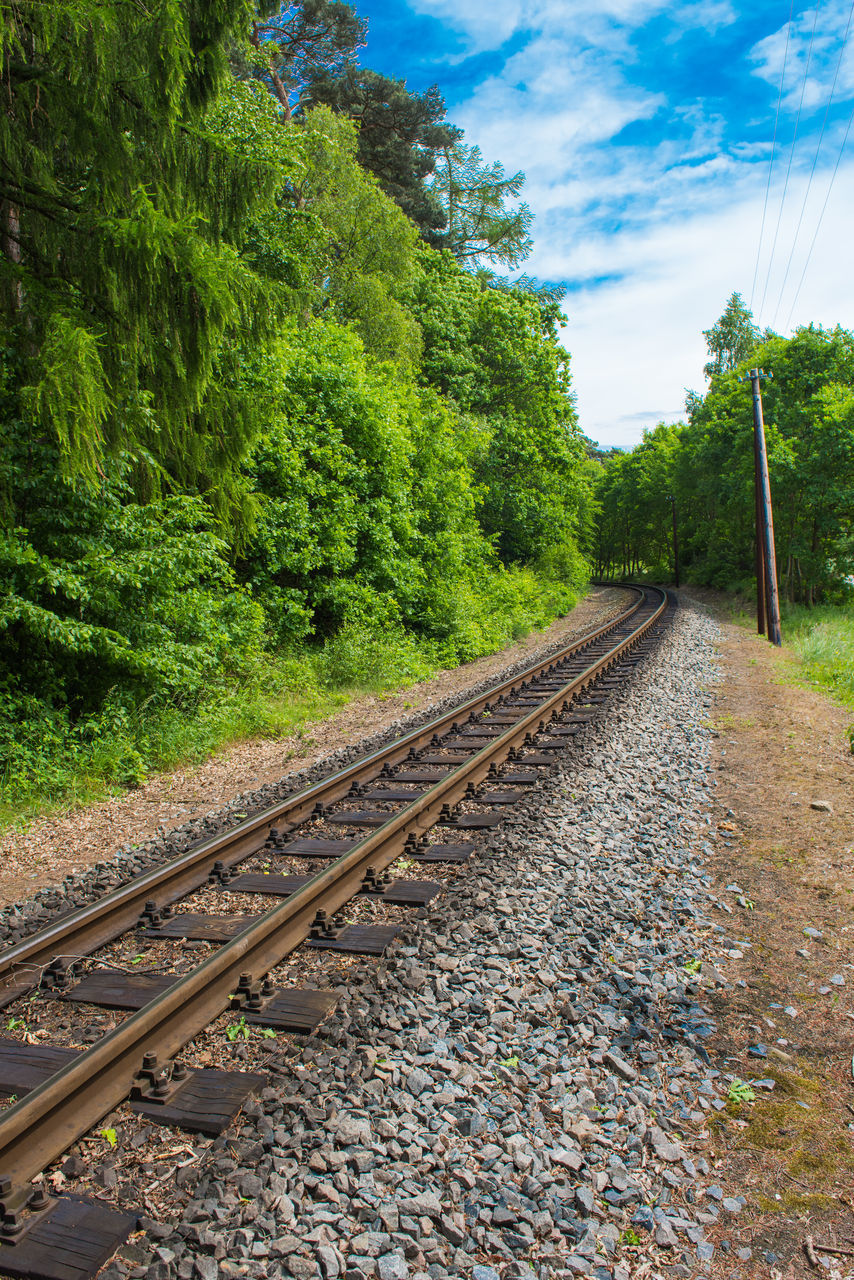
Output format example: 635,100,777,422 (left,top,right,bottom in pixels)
315,624,436,691
0,484,265,706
